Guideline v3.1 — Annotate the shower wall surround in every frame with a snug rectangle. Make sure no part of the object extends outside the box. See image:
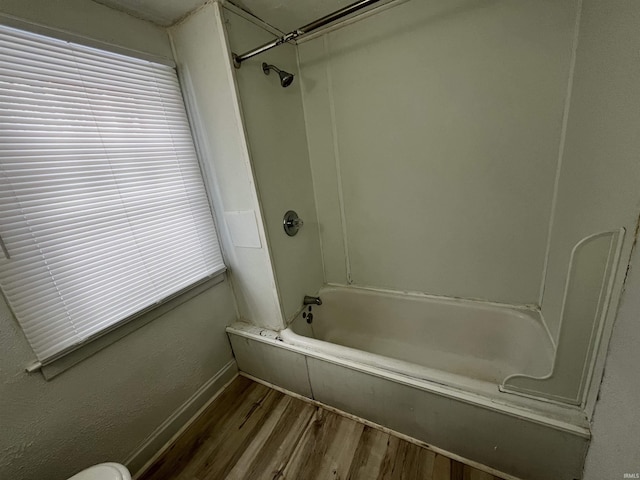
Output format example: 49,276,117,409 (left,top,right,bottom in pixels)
580,0,640,454
537,0,640,414
223,8,324,322
298,0,581,306
539,0,640,342
220,0,640,476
